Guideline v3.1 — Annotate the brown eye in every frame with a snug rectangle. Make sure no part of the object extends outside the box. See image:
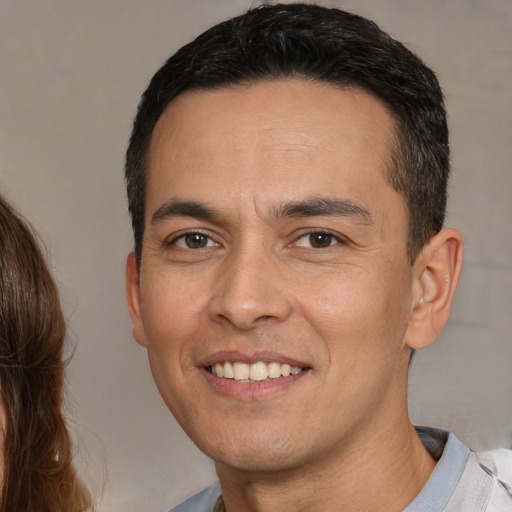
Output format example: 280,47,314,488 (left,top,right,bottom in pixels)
295,231,340,249
184,233,209,248
309,233,333,248
172,232,217,249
